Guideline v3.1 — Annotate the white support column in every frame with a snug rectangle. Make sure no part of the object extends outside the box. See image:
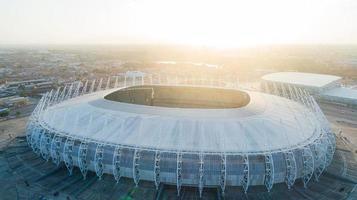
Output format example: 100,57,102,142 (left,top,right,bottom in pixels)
298,88,309,107
74,82,82,98
65,83,74,100
78,141,89,179
63,137,75,175
293,86,303,103
97,78,103,91
241,154,250,193
81,80,88,95
220,154,227,195
114,76,119,88
141,75,144,85
59,85,67,102
287,84,297,101
284,151,297,189
105,76,111,90
89,79,96,93
52,87,61,105
264,153,274,192
272,82,280,96
176,152,183,196
133,149,140,186
198,153,204,198
39,92,49,114
113,146,122,183
46,89,54,107
302,146,314,188
94,144,105,180
50,135,62,166
154,151,161,190
280,83,288,99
